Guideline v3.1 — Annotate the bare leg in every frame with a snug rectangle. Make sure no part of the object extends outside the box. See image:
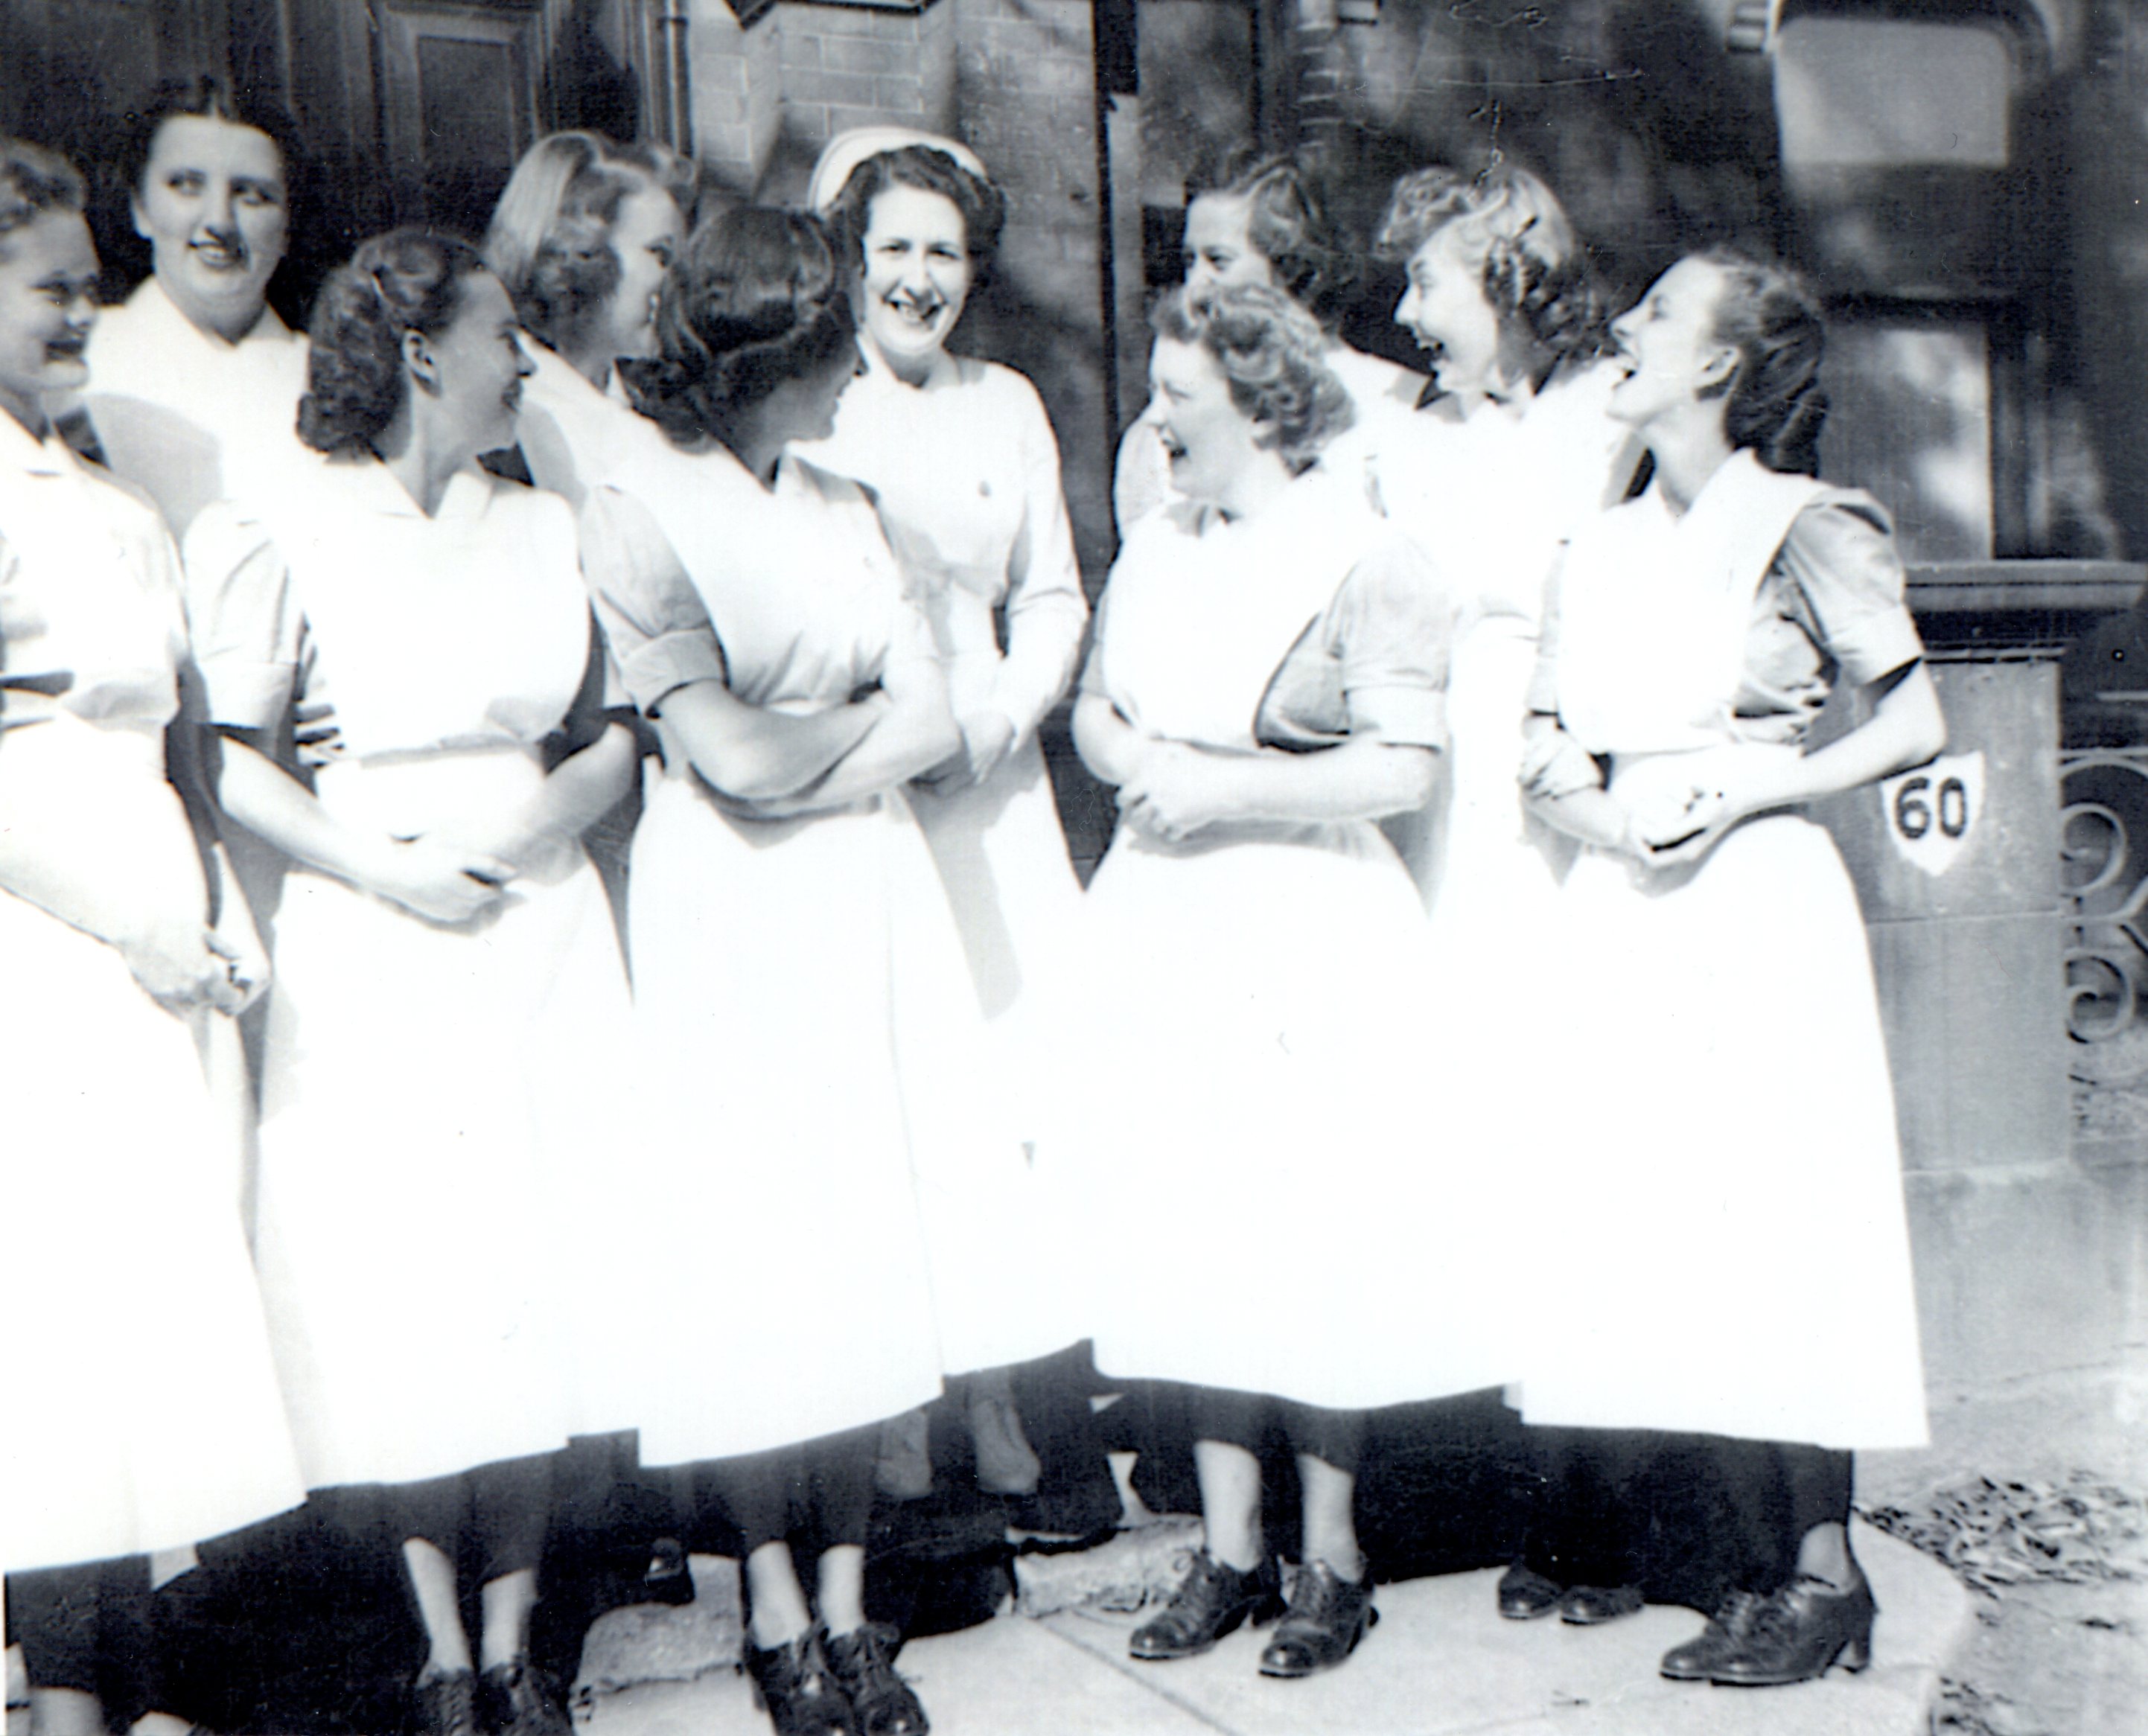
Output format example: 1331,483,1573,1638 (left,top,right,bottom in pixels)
1794,1521,1854,1587
1296,1454,1365,1583
742,1542,815,1652
29,1688,103,1736
401,1539,474,1676
1192,1439,1263,1572
477,1569,538,1672
815,1545,867,1638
